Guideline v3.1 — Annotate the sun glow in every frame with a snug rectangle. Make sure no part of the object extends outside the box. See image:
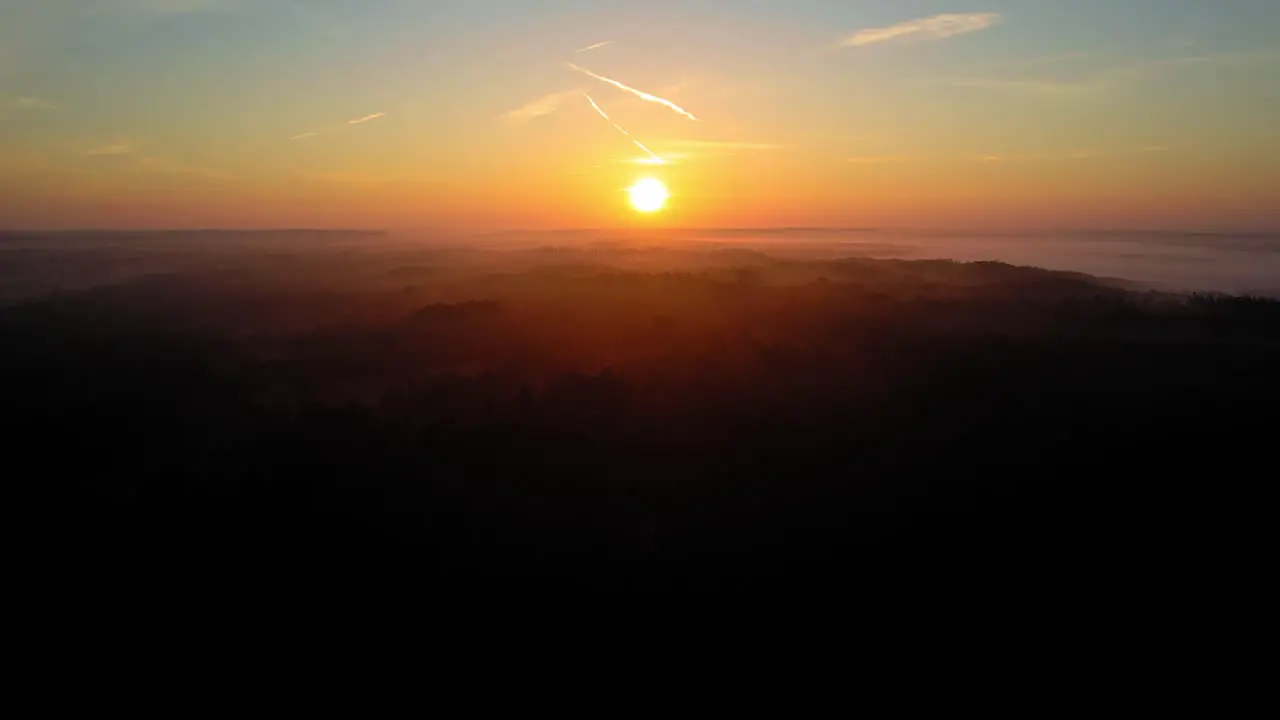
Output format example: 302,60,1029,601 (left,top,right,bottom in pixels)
628,178,669,213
